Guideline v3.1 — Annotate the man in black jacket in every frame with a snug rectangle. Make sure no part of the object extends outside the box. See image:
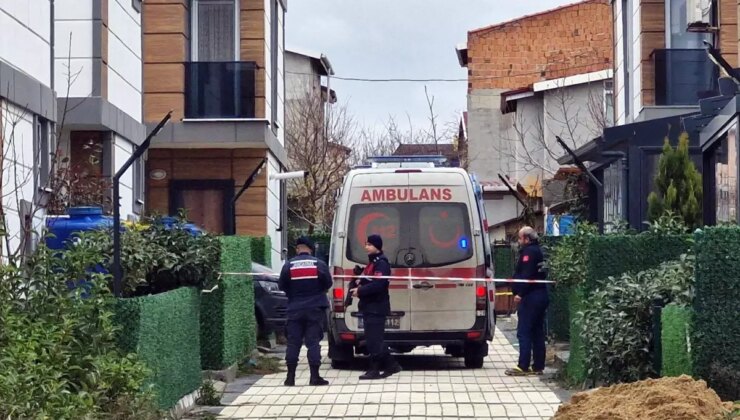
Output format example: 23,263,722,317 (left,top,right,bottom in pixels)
278,236,332,386
506,226,549,376
349,234,402,380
